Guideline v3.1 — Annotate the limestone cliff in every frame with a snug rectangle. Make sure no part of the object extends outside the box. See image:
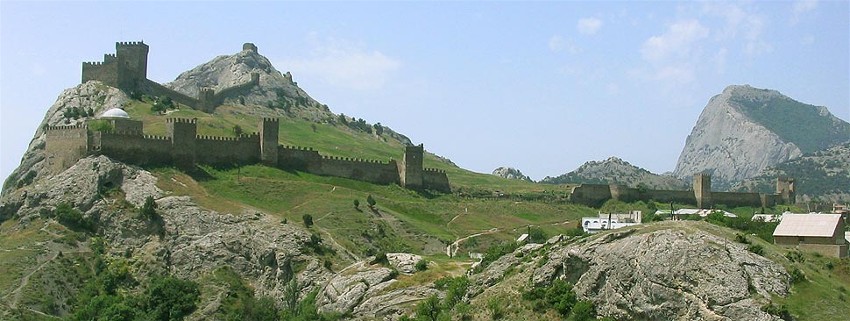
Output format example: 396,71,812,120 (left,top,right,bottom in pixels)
541,156,688,190
673,85,850,189
491,167,533,182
